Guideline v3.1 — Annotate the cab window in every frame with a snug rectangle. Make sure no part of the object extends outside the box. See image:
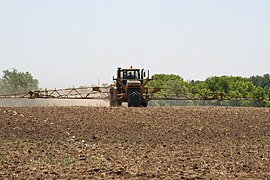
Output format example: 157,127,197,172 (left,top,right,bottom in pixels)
126,70,139,79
